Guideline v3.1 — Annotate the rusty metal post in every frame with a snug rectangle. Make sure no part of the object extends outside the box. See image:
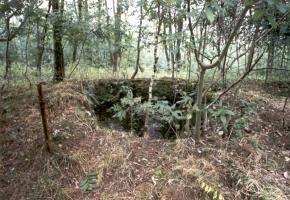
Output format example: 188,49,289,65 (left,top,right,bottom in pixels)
37,83,51,153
